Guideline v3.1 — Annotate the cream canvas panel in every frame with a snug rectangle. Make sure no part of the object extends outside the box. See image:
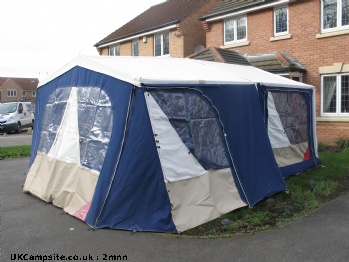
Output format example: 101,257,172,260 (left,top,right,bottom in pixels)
23,153,99,217
267,92,291,148
144,92,207,182
23,152,55,200
272,142,308,167
167,168,246,232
